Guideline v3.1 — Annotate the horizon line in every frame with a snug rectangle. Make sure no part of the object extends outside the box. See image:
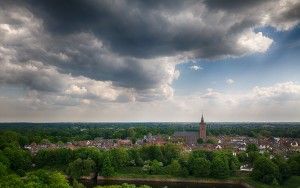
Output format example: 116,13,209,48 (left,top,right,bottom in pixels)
0,121,300,124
